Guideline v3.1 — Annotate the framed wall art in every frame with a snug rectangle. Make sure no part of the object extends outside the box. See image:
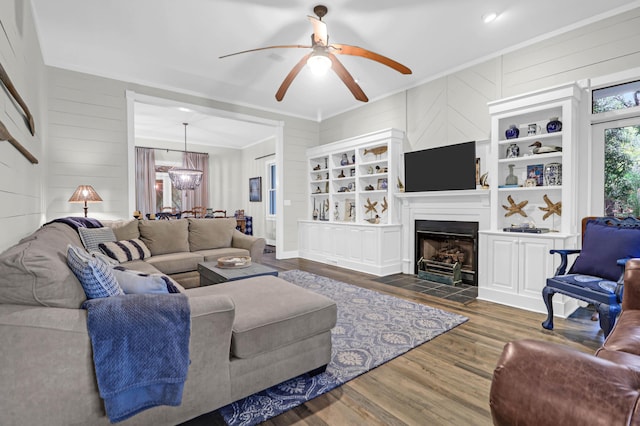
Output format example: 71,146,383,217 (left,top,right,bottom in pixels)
249,177,262,202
